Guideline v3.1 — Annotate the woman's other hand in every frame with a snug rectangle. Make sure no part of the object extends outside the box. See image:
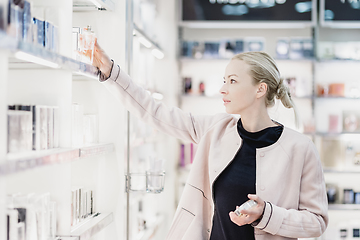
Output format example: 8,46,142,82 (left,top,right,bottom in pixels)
229,194,265,226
